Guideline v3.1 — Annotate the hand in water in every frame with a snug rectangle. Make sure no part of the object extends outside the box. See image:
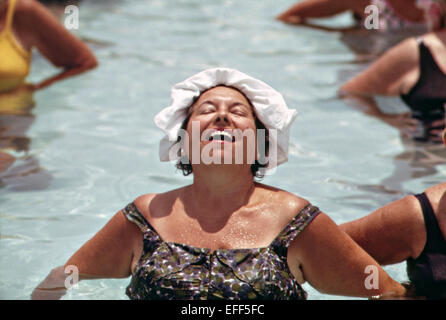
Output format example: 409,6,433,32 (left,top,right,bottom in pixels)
22,83,38,91
280,15,303,24
31,266,68,300
381,112,420,137
425,118,445,143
